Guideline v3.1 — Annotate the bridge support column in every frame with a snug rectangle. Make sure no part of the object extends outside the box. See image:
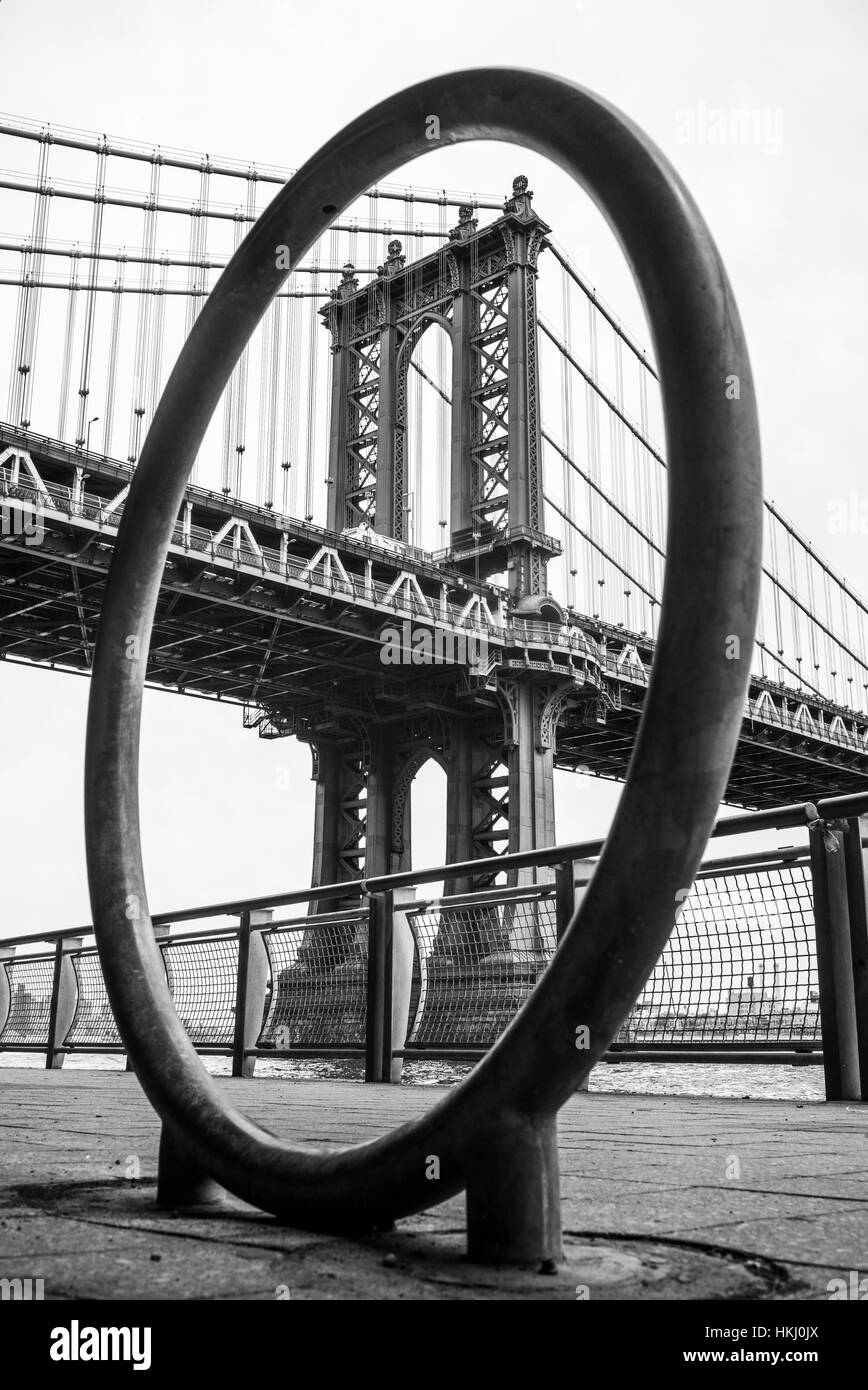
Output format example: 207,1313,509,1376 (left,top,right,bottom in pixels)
365,728,412,880
505,682,557,874
298,738,366,971
309,739,366,893
444,720,508,895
